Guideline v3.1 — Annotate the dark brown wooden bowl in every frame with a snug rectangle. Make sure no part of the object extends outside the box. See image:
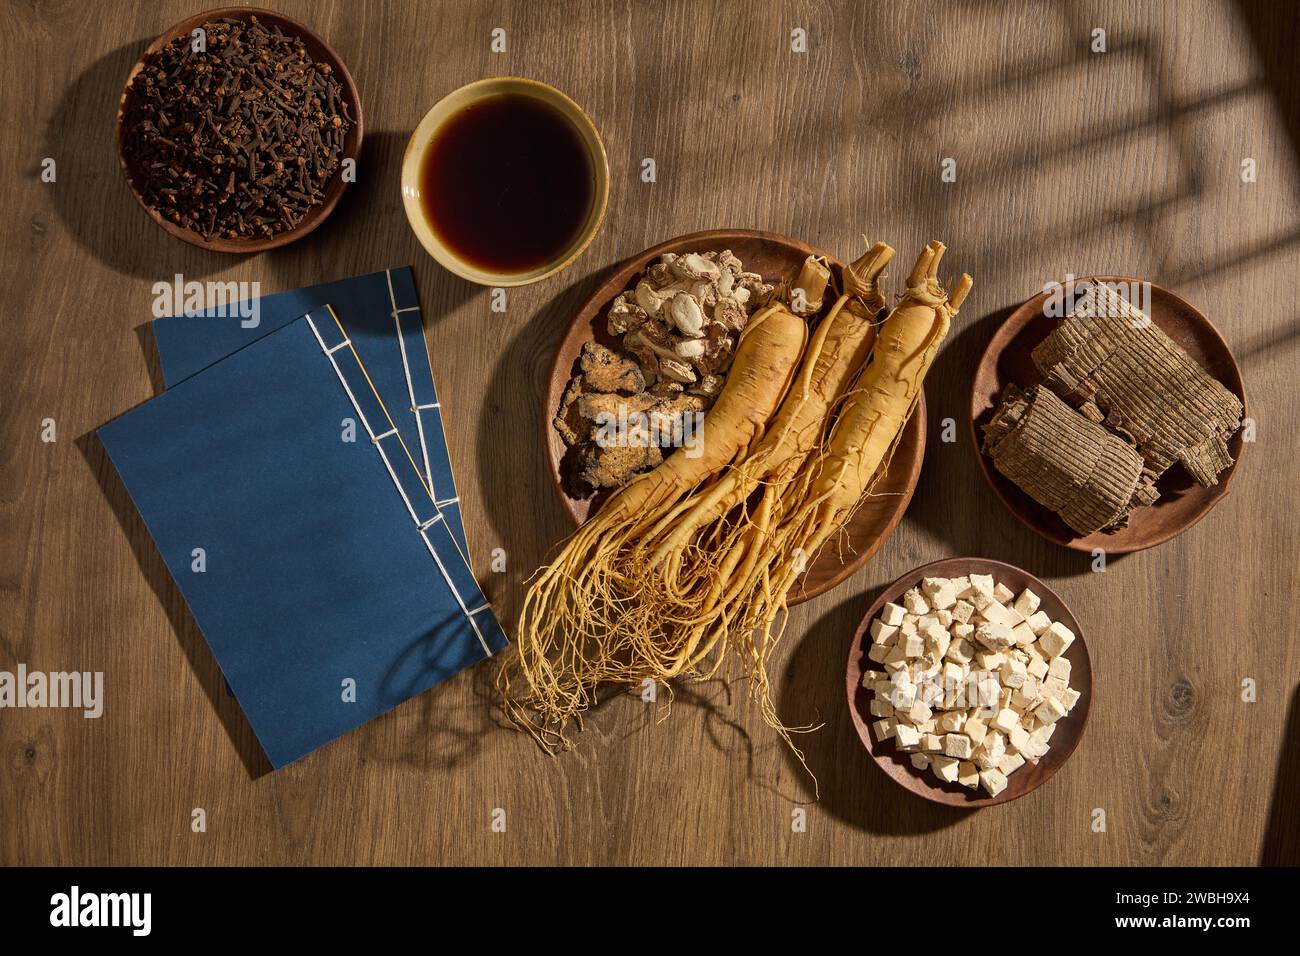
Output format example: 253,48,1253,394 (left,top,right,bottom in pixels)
545,229,926,605
115,7,363,253
970,276,1247,553
846,557,1093,807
